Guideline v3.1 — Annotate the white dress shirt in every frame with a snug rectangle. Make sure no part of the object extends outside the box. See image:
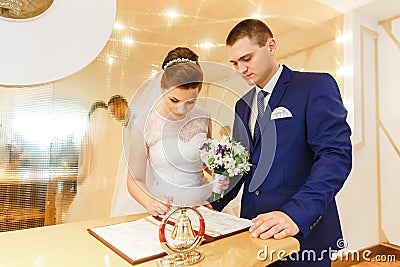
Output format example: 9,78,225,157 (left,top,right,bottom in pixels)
249,65,283,138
